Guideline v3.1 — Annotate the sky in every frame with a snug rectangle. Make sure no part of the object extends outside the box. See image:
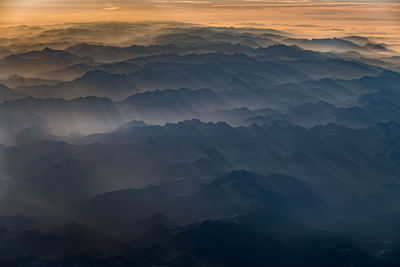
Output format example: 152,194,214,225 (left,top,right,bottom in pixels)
0,0,398,27
0,0,399,50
